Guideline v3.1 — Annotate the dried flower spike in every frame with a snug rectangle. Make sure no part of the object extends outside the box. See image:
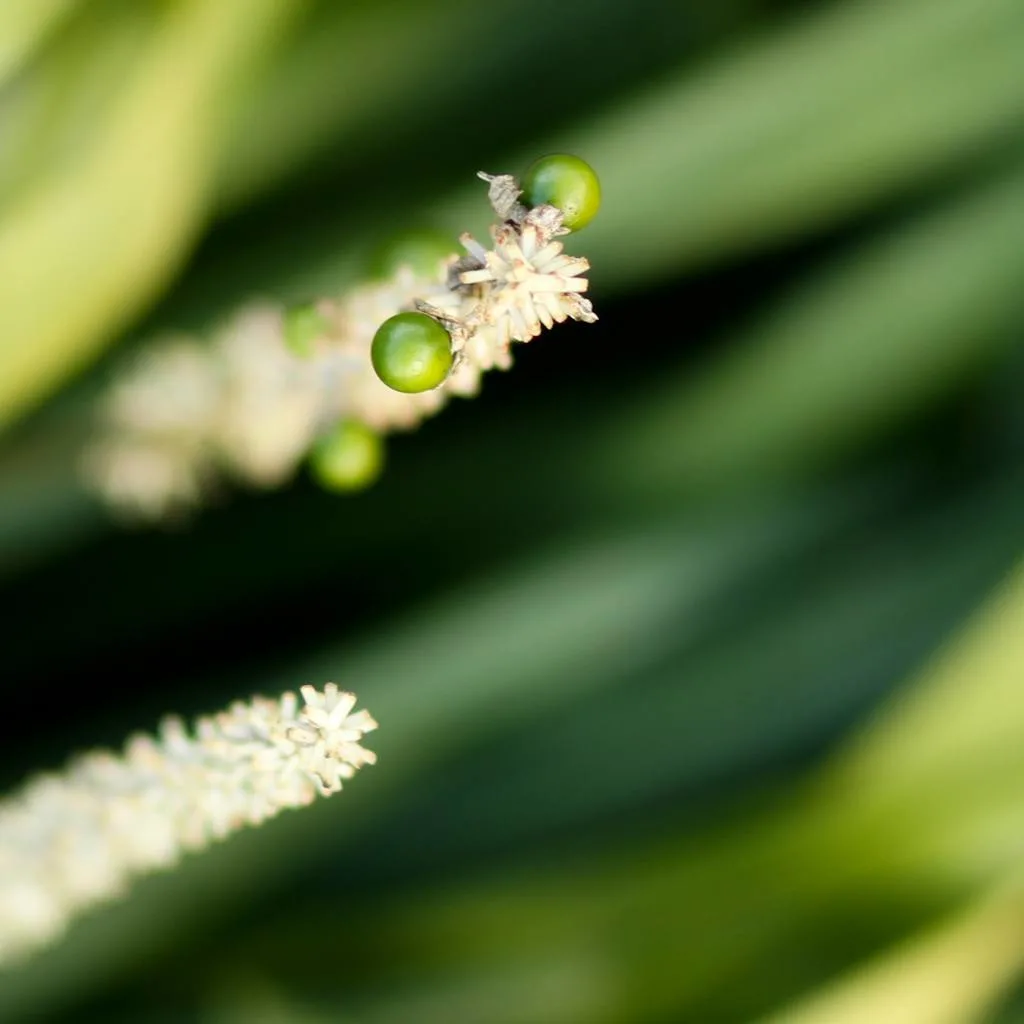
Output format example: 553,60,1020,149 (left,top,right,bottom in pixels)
0,684,377,965
82,159,600,521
